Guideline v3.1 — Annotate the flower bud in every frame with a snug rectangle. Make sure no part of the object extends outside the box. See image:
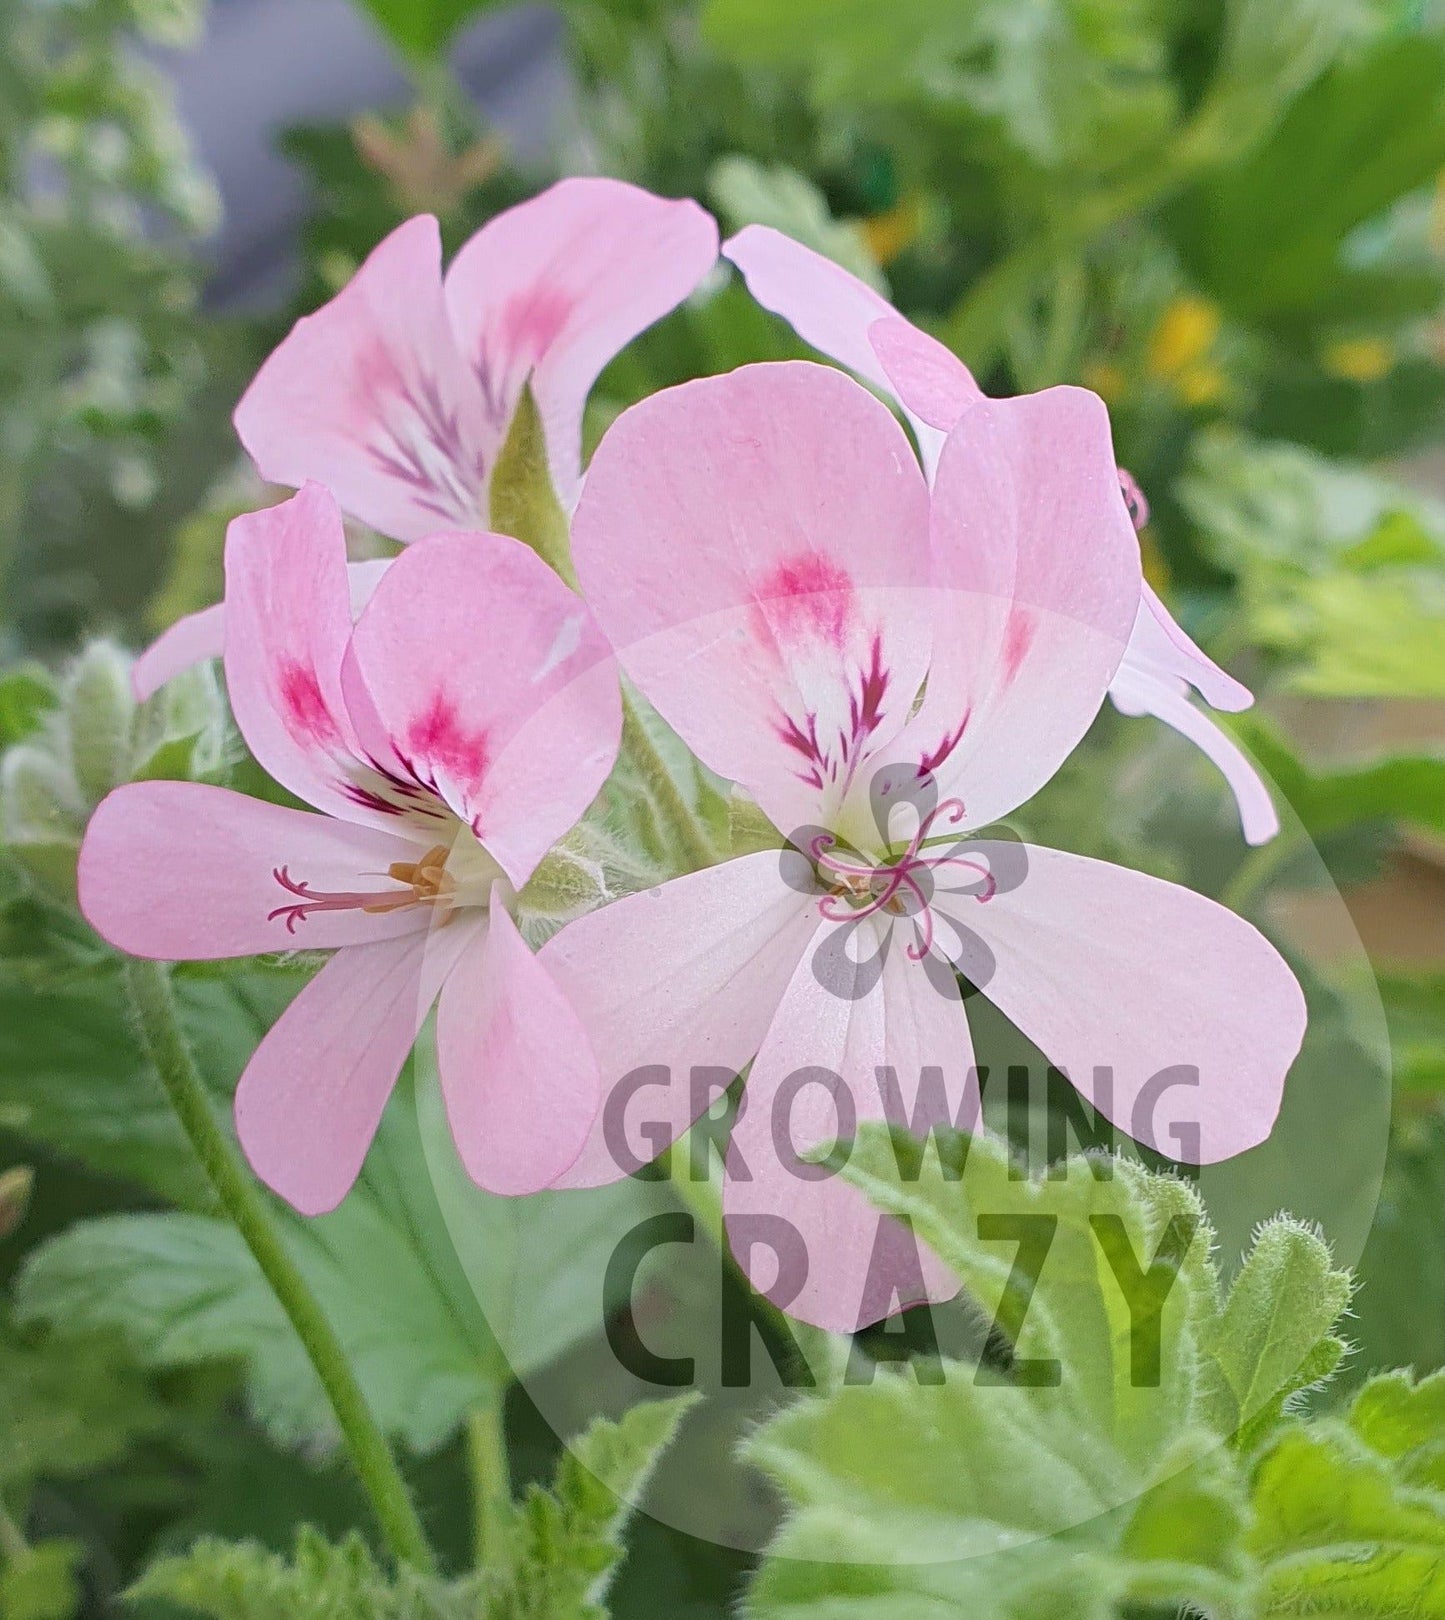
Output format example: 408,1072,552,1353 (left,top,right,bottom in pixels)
130,661,228,783
62,640,136,802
